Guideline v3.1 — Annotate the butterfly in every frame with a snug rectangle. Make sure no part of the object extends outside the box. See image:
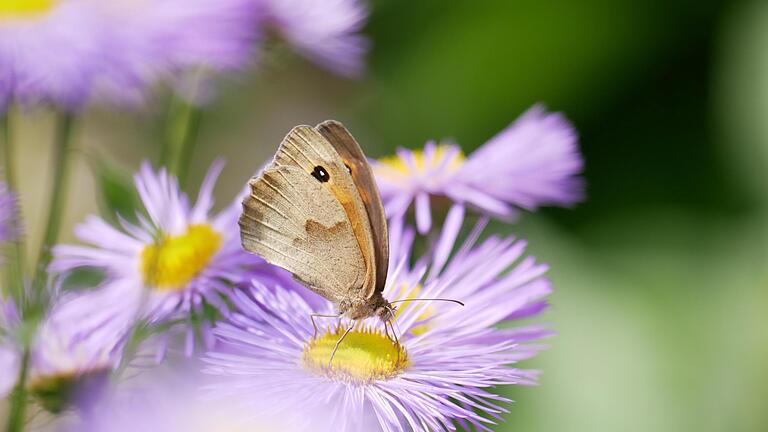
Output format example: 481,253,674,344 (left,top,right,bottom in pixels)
239,121,462,364
238,121,395,357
